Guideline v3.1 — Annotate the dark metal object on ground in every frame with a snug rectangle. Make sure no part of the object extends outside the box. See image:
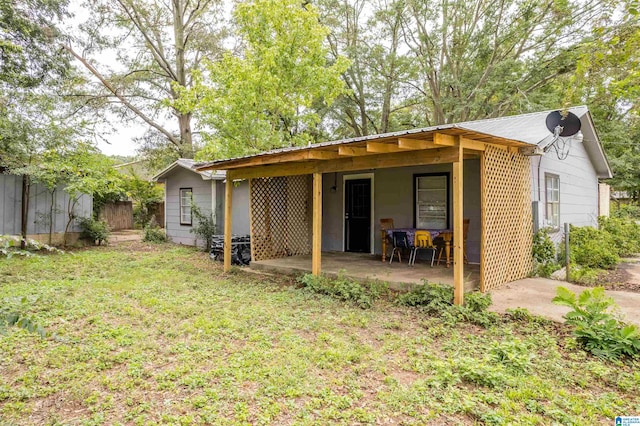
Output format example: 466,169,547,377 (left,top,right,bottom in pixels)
210,235,251,265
